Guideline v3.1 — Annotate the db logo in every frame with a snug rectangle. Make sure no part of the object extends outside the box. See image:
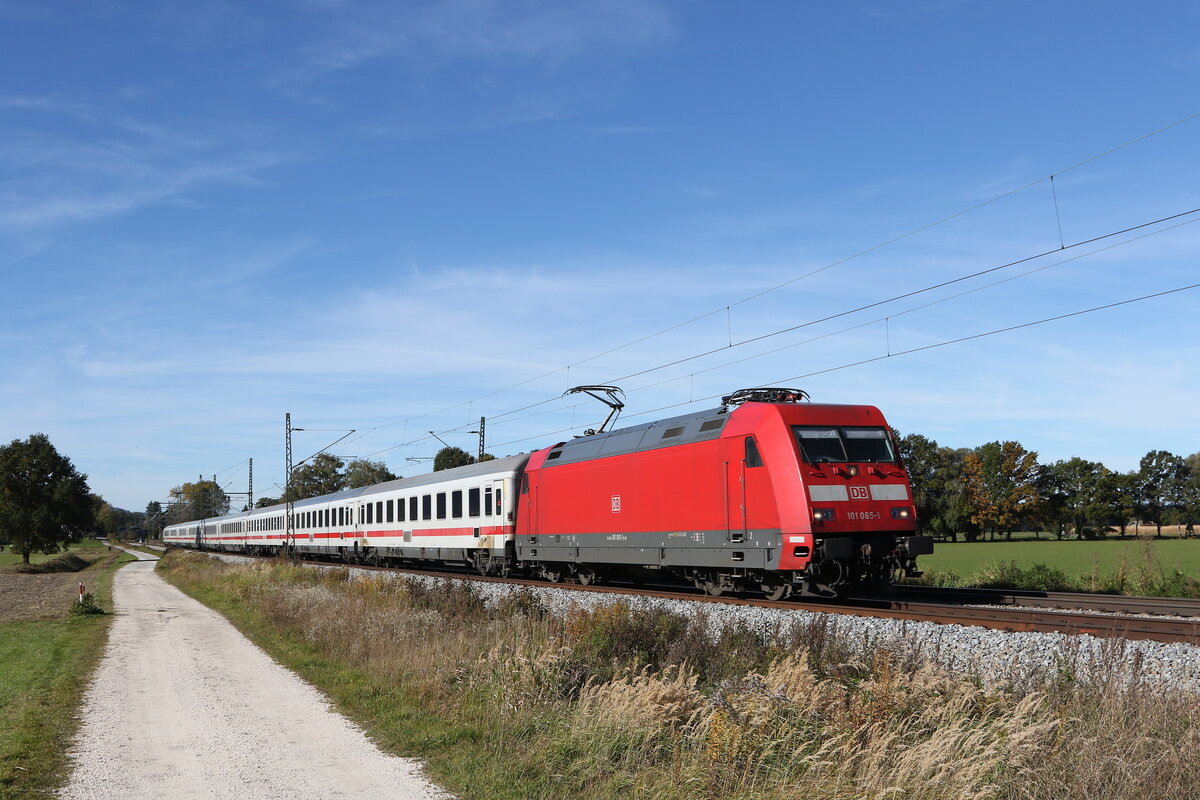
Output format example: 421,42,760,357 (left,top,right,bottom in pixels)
611,495,622,513
849,486,869,500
